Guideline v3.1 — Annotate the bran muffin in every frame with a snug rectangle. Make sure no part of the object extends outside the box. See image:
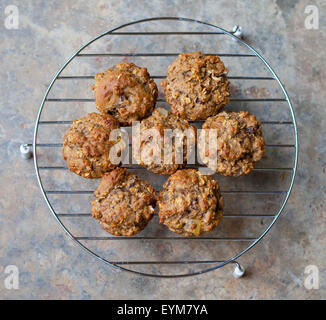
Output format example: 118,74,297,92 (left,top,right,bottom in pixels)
62,112,122,178
133,108,197,175
158,169,224,237
92,62,158,125
91,168,157,236
199,111,265,176
160,52,230,120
